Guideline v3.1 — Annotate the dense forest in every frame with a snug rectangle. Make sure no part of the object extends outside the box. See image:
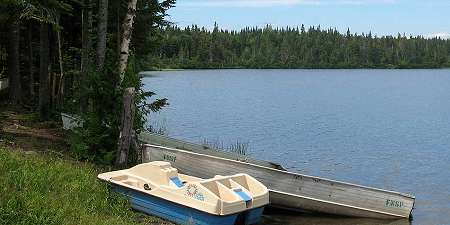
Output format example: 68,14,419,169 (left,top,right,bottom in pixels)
147,24,450,69
2,1,450,165
0,0,174,165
